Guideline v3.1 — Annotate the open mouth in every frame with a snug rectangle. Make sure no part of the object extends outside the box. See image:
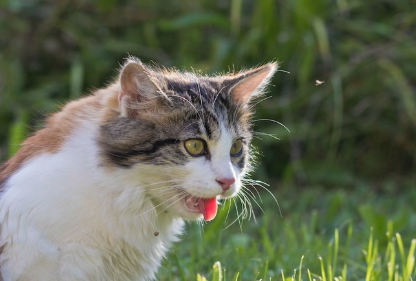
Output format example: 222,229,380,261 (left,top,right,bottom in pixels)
183,194,218,221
